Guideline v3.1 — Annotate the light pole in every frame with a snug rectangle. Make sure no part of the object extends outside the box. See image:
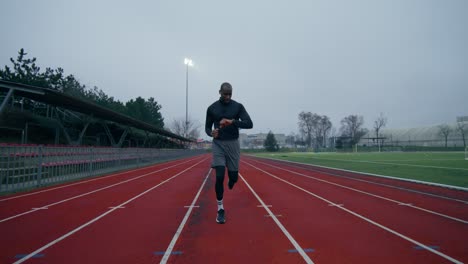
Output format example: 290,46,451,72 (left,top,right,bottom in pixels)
184,58,193,138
